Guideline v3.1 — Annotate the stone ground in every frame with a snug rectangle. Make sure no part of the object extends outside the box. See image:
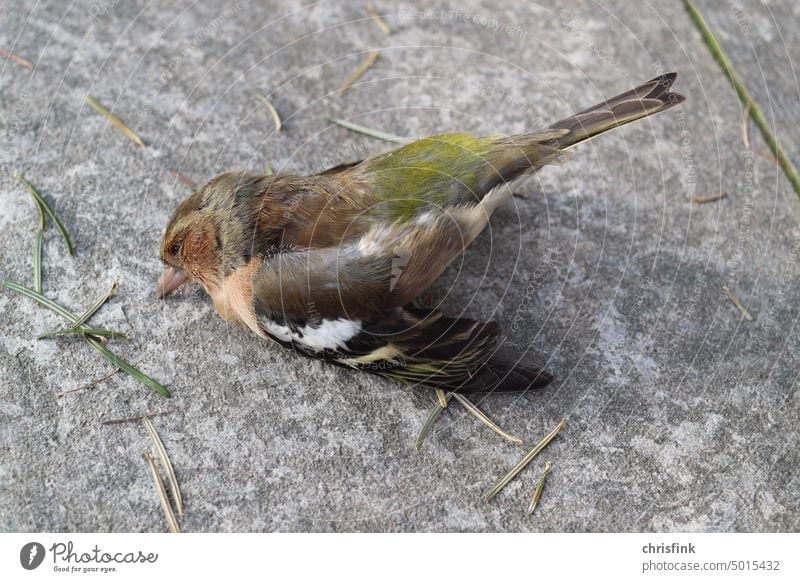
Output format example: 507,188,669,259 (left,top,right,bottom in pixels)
1,0,798,532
